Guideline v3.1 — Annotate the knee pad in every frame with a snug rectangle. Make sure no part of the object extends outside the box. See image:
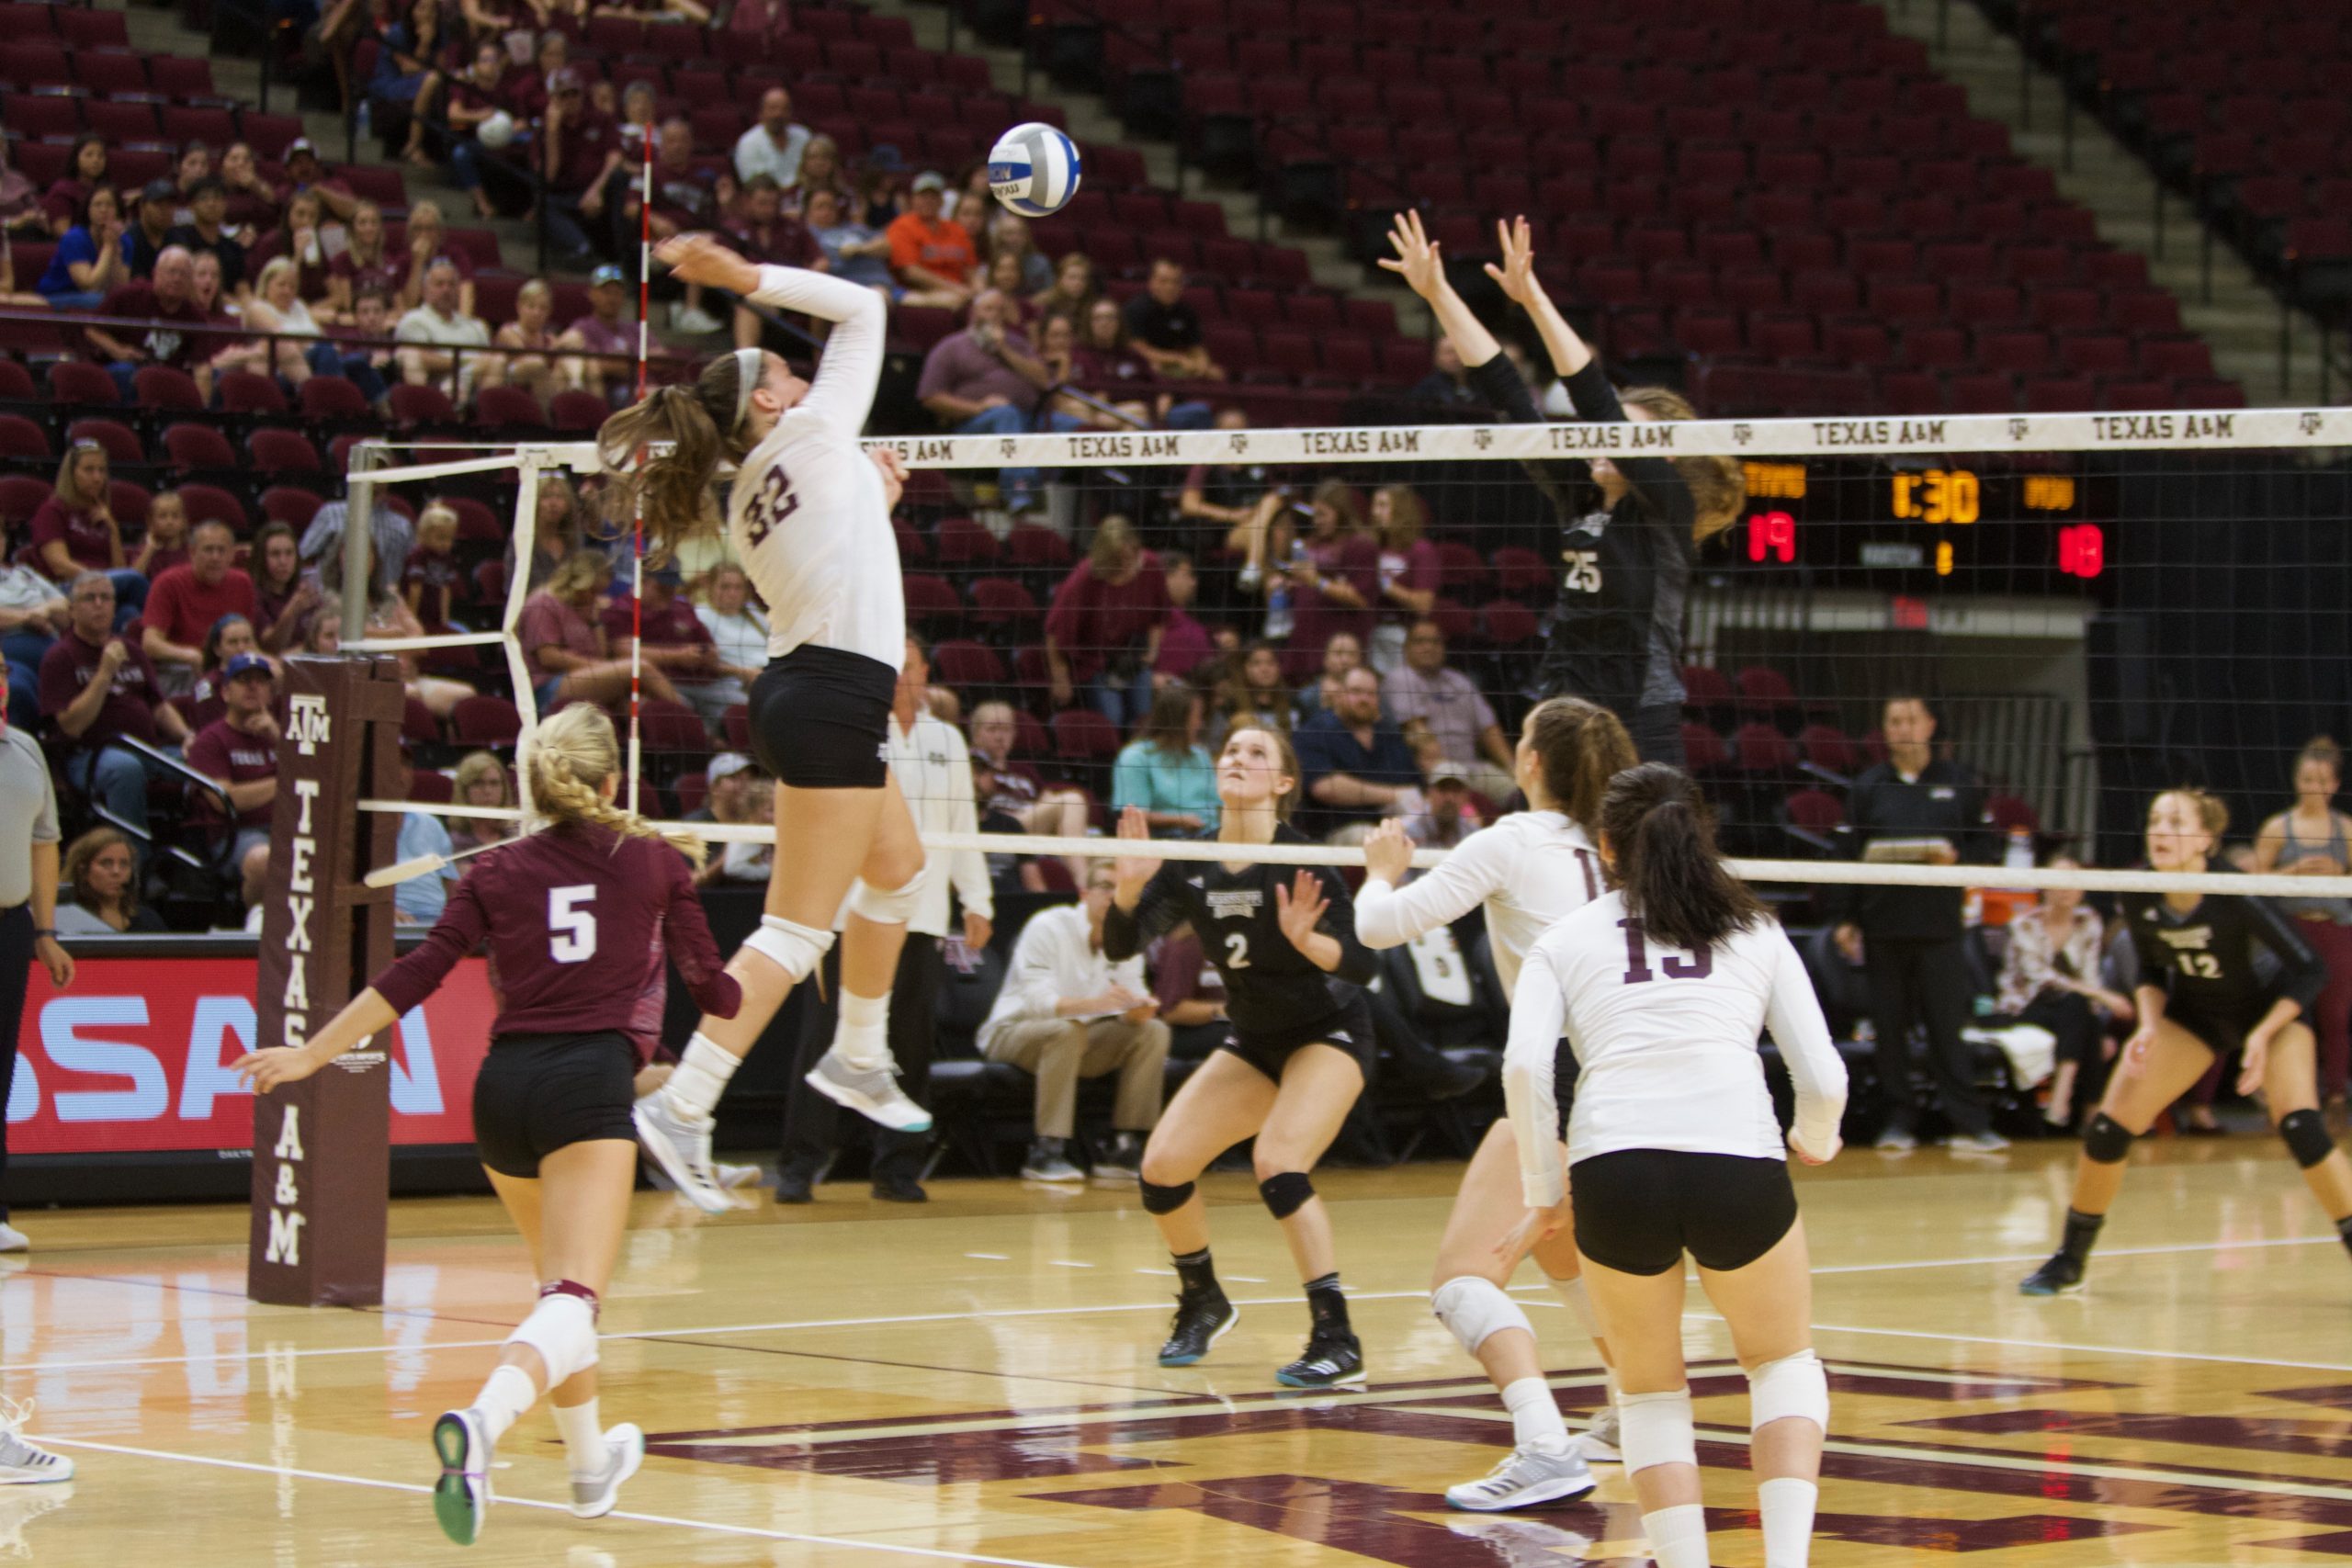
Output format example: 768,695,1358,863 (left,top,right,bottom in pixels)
1258,1170,1315,1220
846,866,925,926
1431,1275,1532,1358
742,913,835,983
1138,1177,1194,1215
2280,1107,2336,1169
1616,1386,1697,1474
1747,1348,1829,1436
505,1283,598,1387
2083,1111,2134,1165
